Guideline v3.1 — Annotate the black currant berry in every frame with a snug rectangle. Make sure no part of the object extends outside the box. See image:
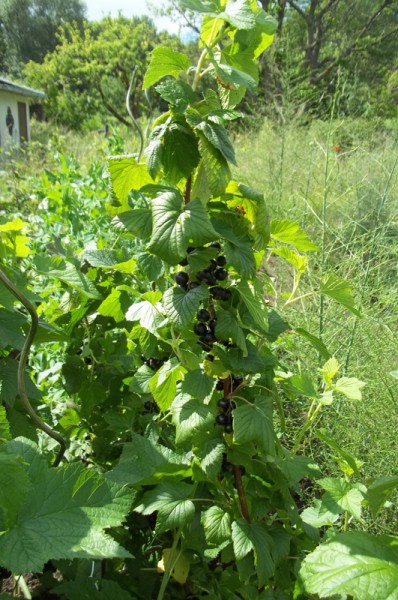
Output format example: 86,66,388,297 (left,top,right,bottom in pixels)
216,413,228,425
207,260,217,272
216,255,227,266
203,332,216,344
211,286,231,301
175,271,189,286
233,375,243,387
179,257,188,266
144,401,152,411
194,322,207,336
205,354,214,362
221,289,231,301
218,398,230,410
215,269,228,281
197,309,211,322
216,379,224,391
209,242,222,251
209,318,217,331
224,424,233,434
229,400,236,410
